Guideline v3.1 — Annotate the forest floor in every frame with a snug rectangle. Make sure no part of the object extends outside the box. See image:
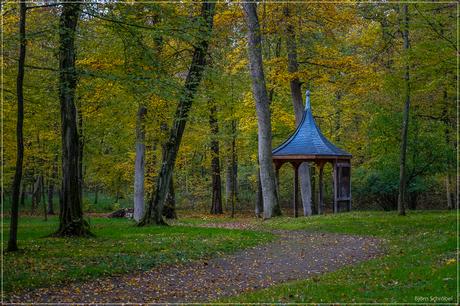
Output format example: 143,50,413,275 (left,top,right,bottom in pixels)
3,210,457,304
8,227,381,303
